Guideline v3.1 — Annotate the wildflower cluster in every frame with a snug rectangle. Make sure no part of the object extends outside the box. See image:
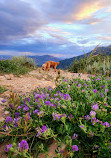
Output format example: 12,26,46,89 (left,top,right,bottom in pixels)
0,75,111,157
